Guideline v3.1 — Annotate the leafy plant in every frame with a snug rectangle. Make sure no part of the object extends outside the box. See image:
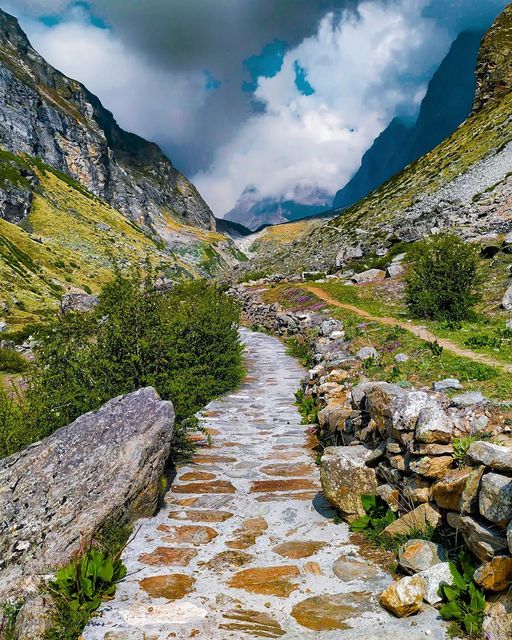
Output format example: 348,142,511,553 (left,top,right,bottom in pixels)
46,548,127,640
294,388,318,424
350,494,396,535
438,551,486,637
406,234,482,321
425,340,444,357
1,601,22,640
452,433,493,466
286,336,314,367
